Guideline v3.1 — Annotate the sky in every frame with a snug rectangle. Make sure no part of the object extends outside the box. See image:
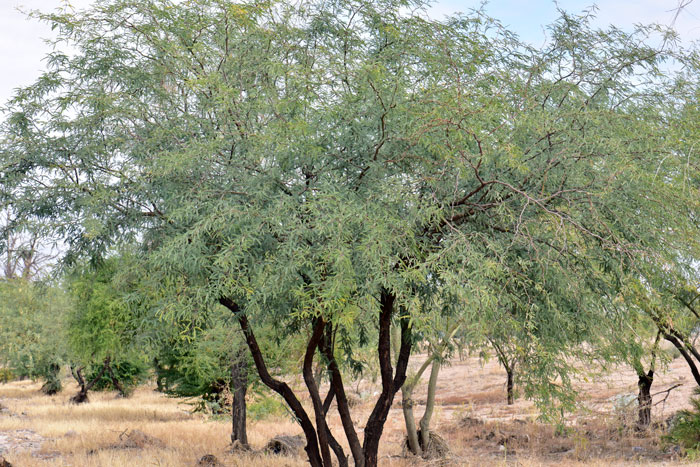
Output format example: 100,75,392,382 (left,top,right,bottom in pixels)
0,0,698,106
